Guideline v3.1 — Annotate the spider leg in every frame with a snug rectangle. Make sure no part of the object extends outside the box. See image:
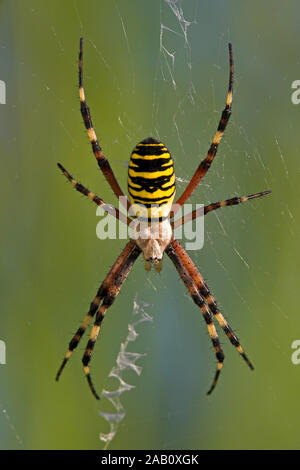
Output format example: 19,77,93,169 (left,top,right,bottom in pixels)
81,242,141,399
175,43,233,209
203,190,271,216
56,295,100,382
168,239,254,371
172,190,271,229
57,163,132,225
165,240,225,395
78,38,130,210
56,240,140,384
